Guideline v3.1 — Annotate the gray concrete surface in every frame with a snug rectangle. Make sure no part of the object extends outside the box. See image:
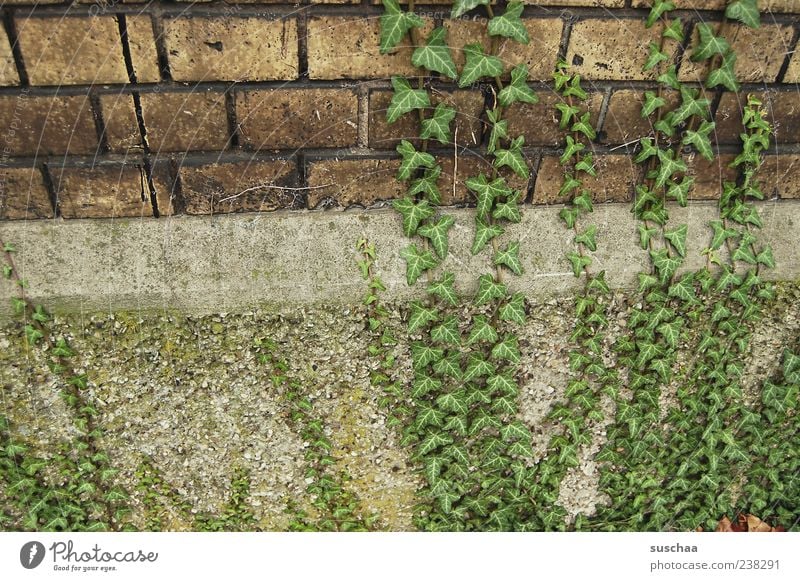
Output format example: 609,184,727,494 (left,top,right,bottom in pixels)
1,201,798,317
